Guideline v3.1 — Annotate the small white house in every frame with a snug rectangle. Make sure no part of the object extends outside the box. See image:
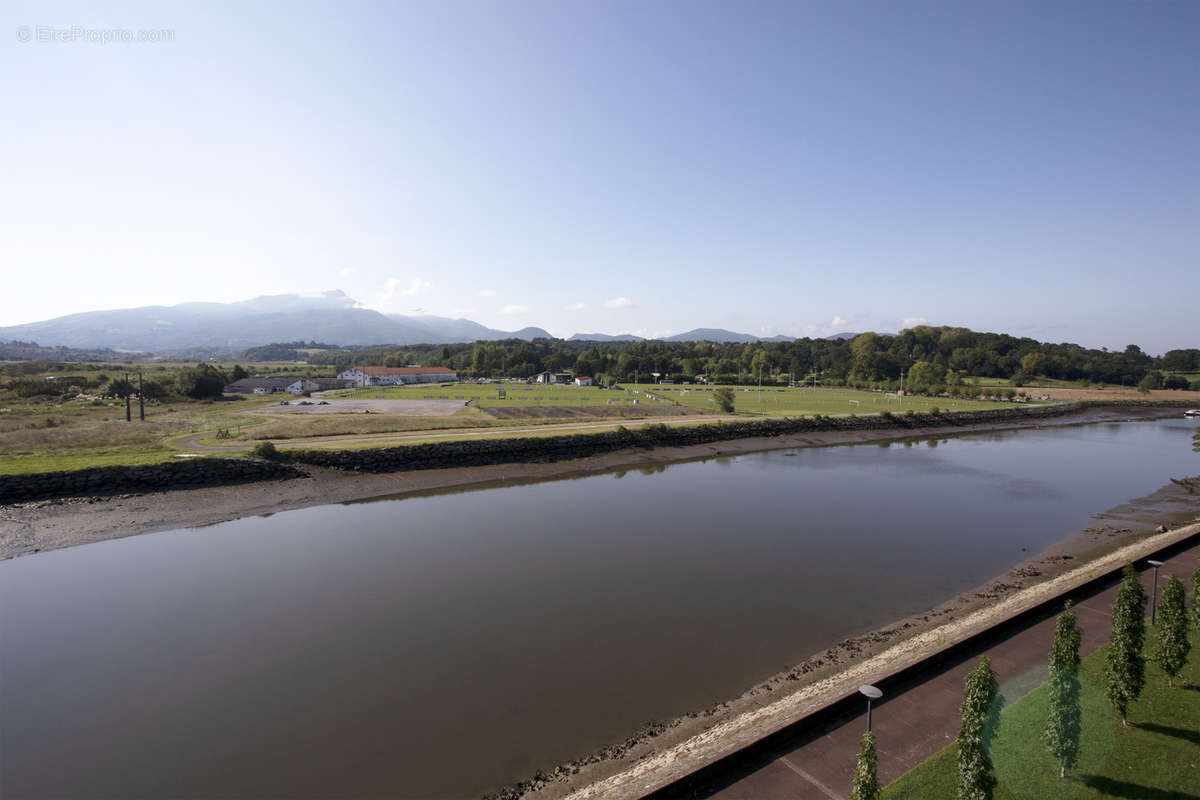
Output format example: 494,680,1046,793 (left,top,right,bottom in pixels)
534,371,557,384
574,376,593,386
286,379,320,395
